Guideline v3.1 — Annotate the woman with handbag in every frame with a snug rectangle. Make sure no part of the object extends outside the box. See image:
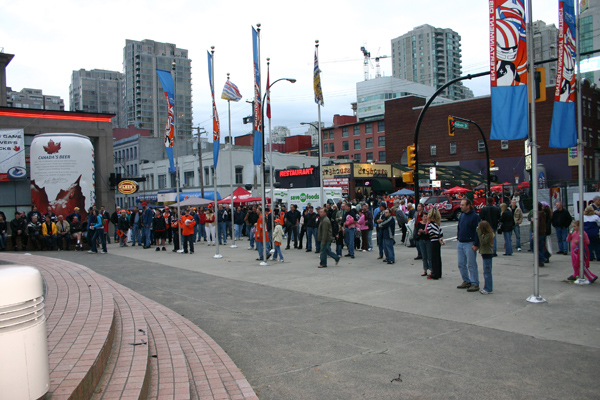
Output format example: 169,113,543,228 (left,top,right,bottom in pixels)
426,208,445,280
499,203,514,255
